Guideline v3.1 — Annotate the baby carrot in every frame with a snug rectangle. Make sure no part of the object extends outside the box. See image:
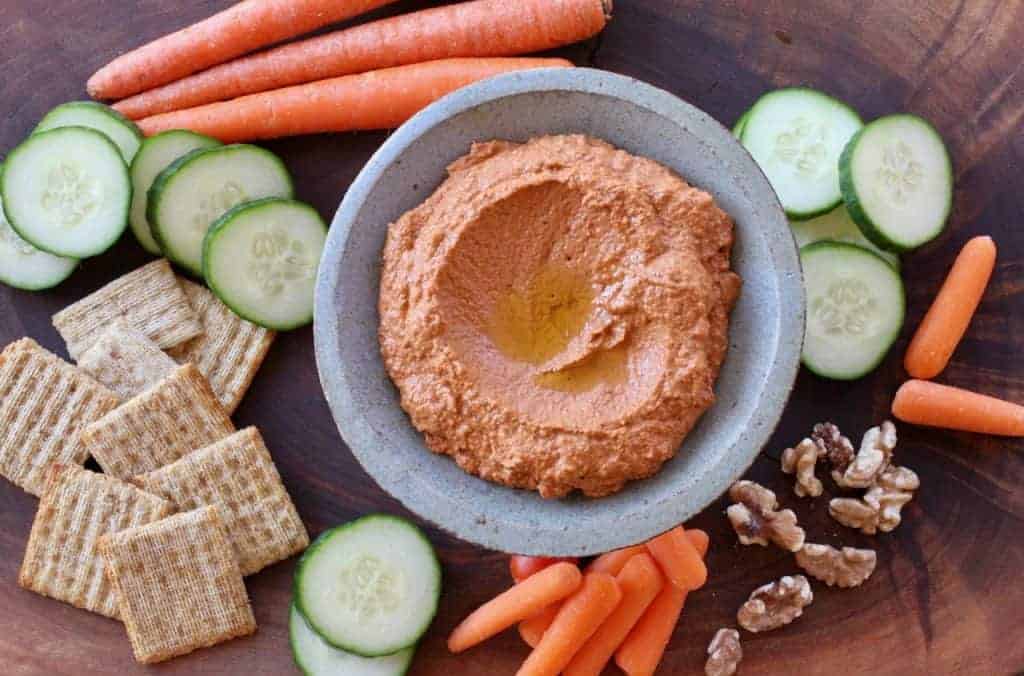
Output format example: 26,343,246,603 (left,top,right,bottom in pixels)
615,530,710,676
892,379,1024,436
645,526,707,590
448,562,582,653
511,556,578,584
88,0,397,100
564,554,664,676
137,57,573,142
522,531,707,649
517,573,622,676
586,545,647,576
905,236,997,379
114,0,611,119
